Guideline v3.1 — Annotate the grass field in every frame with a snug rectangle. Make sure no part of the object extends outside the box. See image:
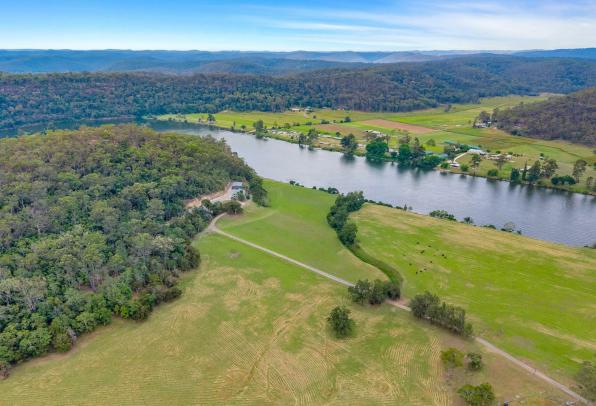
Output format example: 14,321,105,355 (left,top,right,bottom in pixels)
218,180,385,283
352,204,596,383
156,95,595,194
0,181,571,405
